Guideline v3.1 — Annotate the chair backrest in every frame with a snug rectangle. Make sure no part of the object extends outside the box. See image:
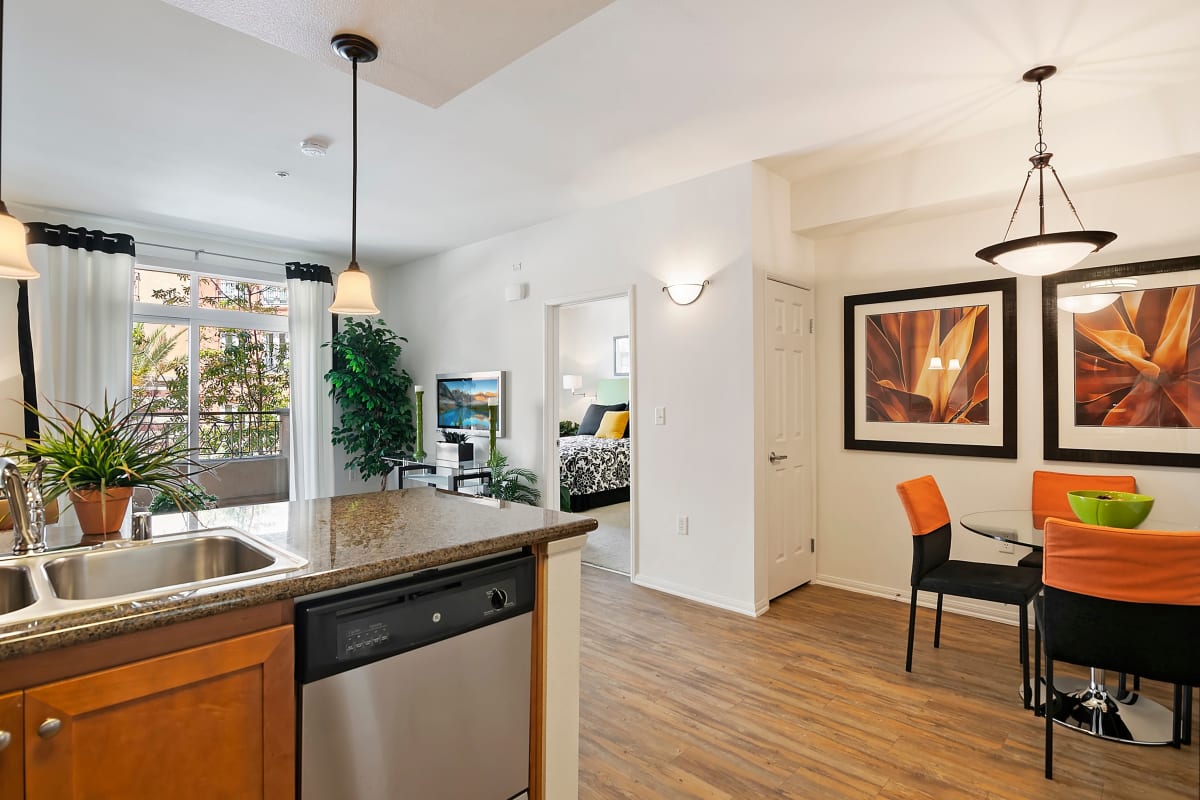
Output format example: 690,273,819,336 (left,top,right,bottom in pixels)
1042,518,1200,686
896,475,952,585
1031,470,1136,528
